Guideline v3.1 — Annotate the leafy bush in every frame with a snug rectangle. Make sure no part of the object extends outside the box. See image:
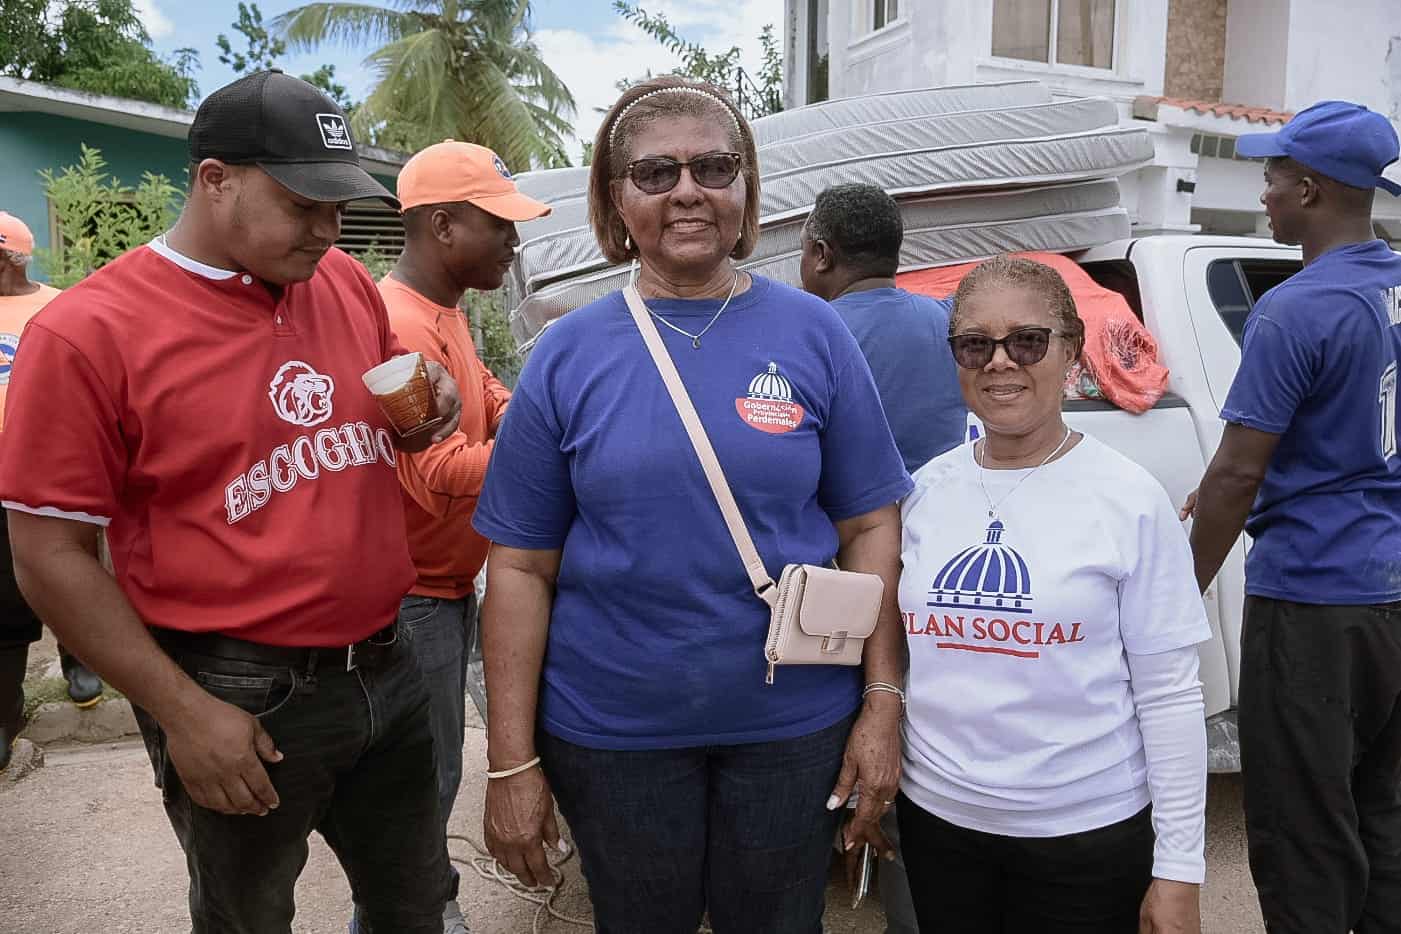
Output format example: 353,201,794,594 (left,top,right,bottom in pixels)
34,144,180,288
